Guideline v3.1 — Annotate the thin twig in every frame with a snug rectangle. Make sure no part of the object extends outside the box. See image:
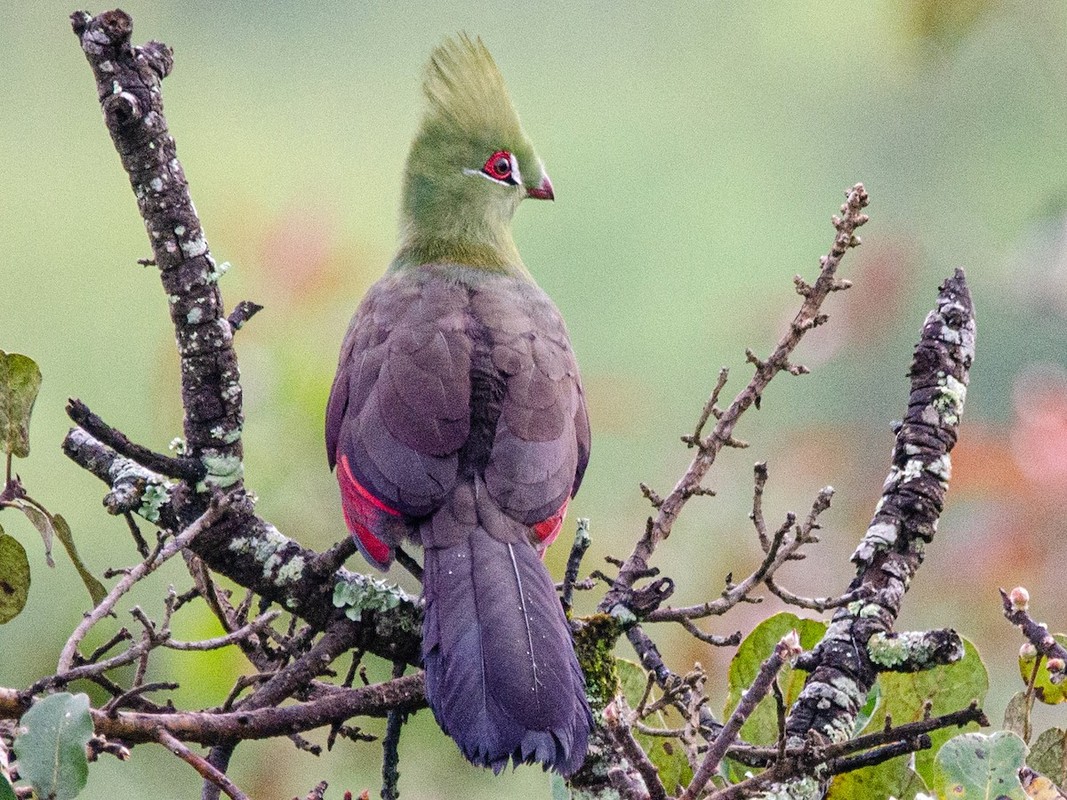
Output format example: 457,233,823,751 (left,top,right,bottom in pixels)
394,546,423,582
682,368,731,446
750,462,770,552
765,579,866,612
1001,587,1067,681
156,729,251,800
604,698,670,800
58,495,233,673
680,633,801,800
676,617,742,646
381,662,407,800
104,681,179,715
562,518,591,613
599,184,868,618
163,611,280,651
647,486,833,622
